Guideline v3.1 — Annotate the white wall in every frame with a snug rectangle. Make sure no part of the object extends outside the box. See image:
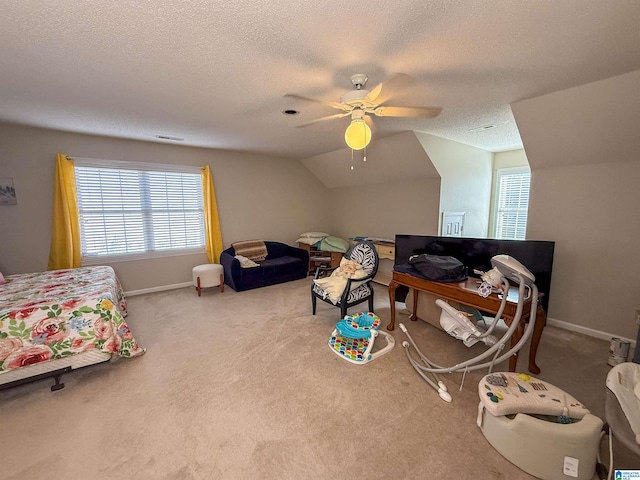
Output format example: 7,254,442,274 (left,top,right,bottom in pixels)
0,122,330,291
416,132,493,238
494,149,528,170
489,149,530,236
